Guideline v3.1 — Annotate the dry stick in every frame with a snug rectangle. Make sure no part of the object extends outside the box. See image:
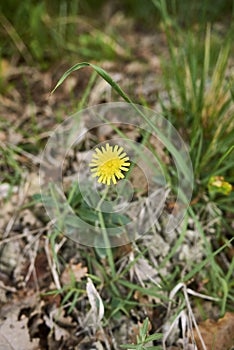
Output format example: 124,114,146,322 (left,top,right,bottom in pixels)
44,236,61,290
24,237,40,291
43,227,67,291
184,285,207,350
0,280,16,292
163,282,209,350
101,326,112,350
3,177,30,239
163,310,183,350
180,310,188,350
23,230,48,288
0,223,52,246
0,140,48,166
